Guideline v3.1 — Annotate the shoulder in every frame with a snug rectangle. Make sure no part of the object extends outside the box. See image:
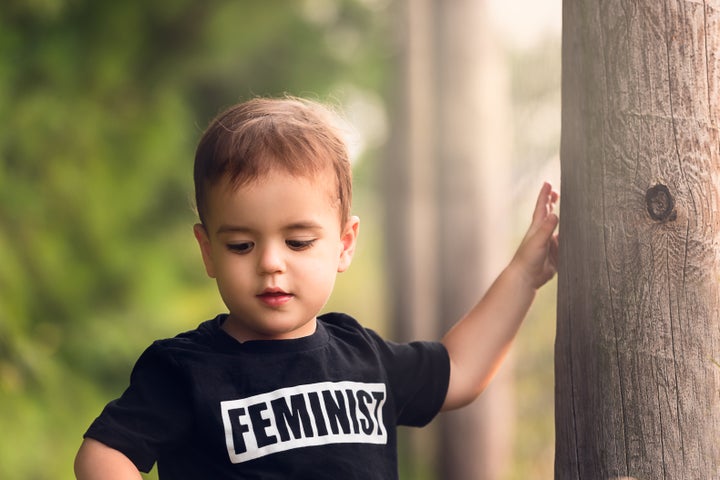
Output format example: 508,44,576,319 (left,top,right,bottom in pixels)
153,316,223,349
317,312,383,344
133,316,226,372
317,311,364,330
